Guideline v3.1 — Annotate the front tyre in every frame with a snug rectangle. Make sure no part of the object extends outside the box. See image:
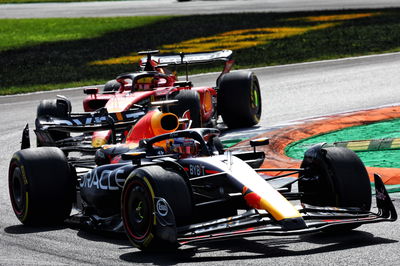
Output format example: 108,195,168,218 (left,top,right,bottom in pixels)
218,71,262,128
121,165,192,250
36,98,71,118
36,98,71,145
299,145,371,231
8,147,74,225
